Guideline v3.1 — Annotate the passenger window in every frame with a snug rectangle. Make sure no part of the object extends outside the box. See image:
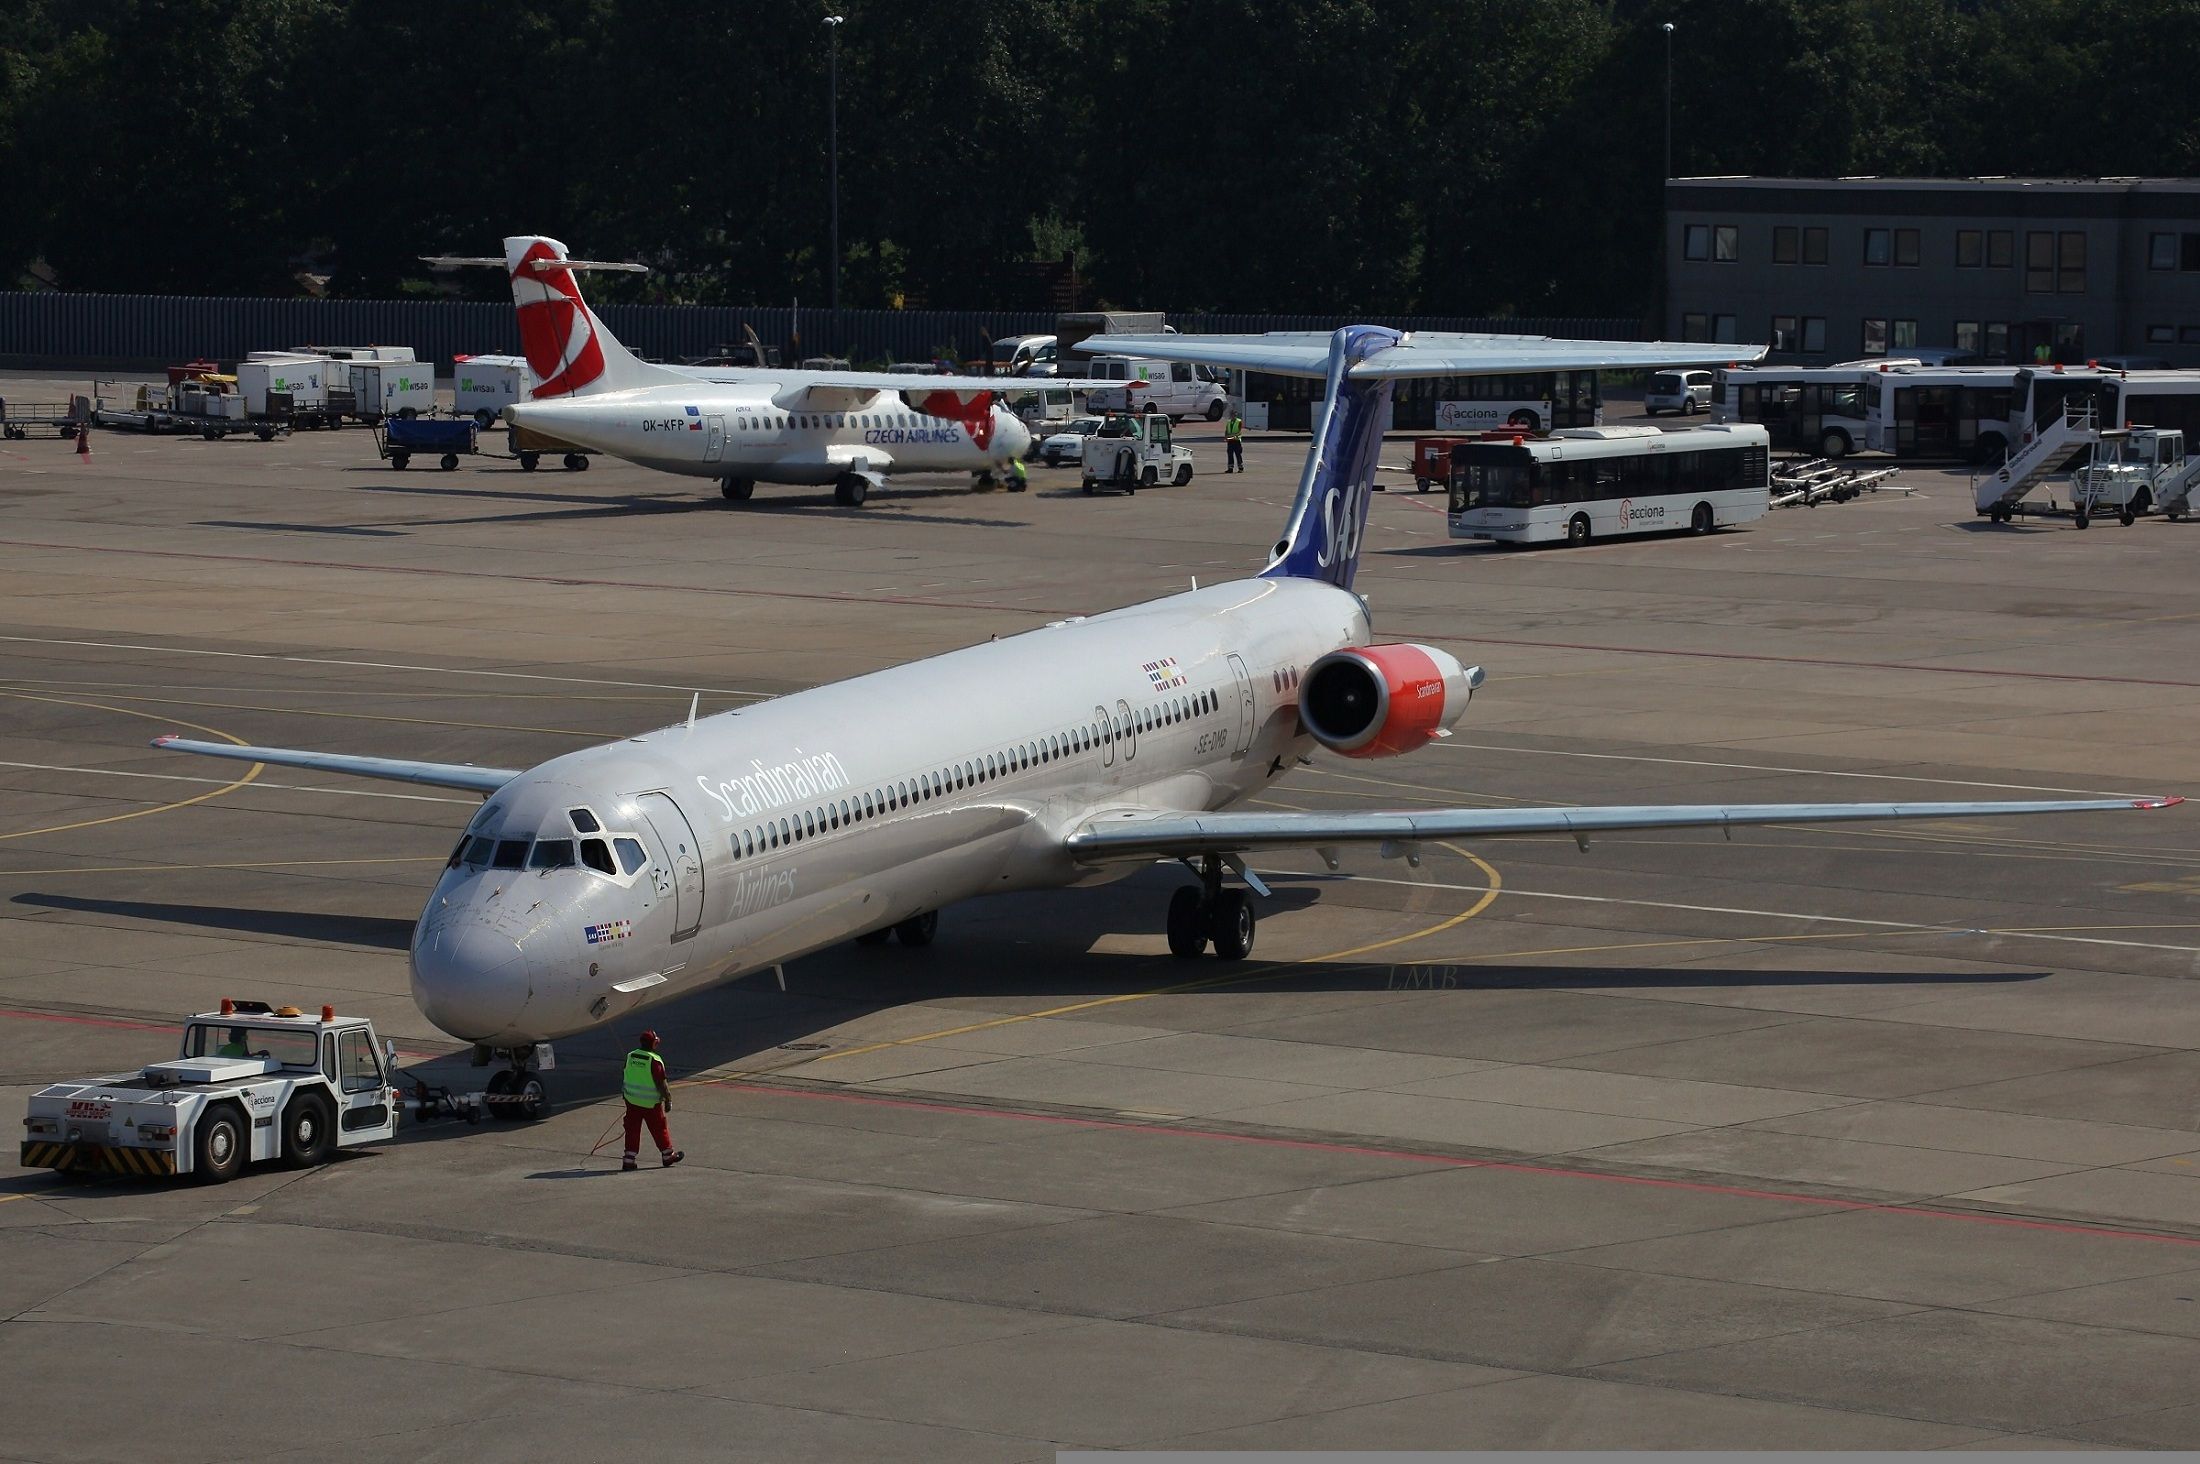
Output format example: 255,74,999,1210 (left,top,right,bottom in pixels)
530,839,575,869
569,808,601,833
581,839,616,874
493,840,529,869
614,837,648,875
